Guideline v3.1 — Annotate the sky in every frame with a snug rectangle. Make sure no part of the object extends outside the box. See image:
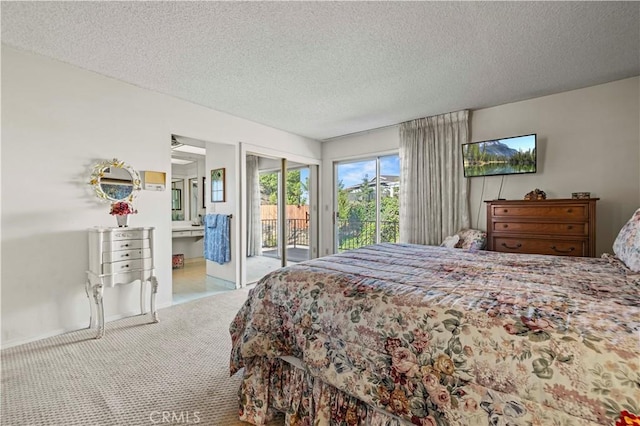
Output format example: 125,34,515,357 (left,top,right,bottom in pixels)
493,134,536,152
337,155,400,187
